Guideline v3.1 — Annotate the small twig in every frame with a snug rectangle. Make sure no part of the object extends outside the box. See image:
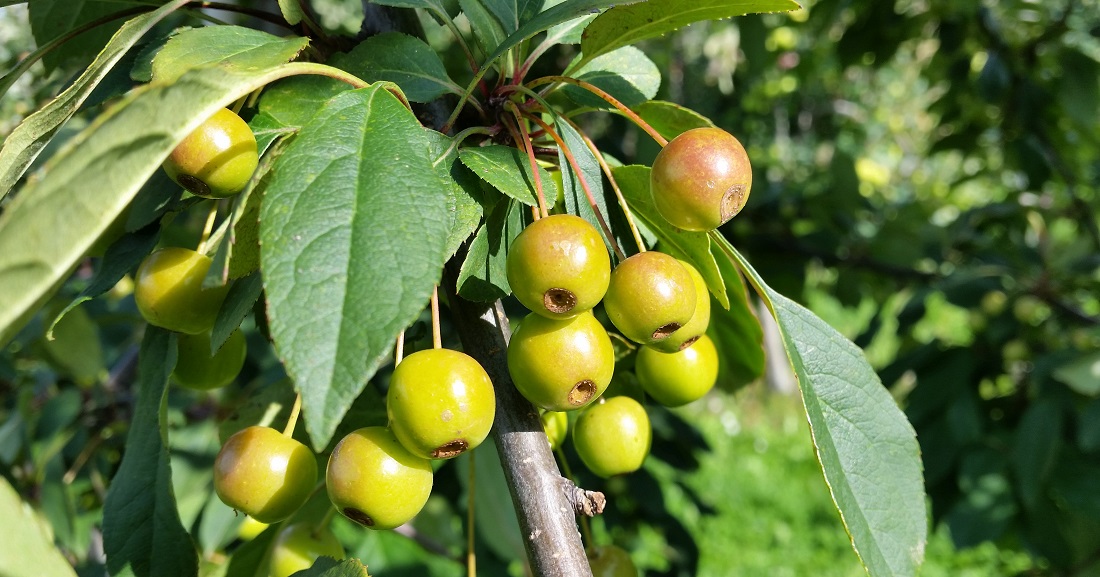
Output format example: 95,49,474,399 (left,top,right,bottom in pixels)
504,102,549,218
560,477,606,518
282,393,302,437
431,285,442,349
527,76,668,147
